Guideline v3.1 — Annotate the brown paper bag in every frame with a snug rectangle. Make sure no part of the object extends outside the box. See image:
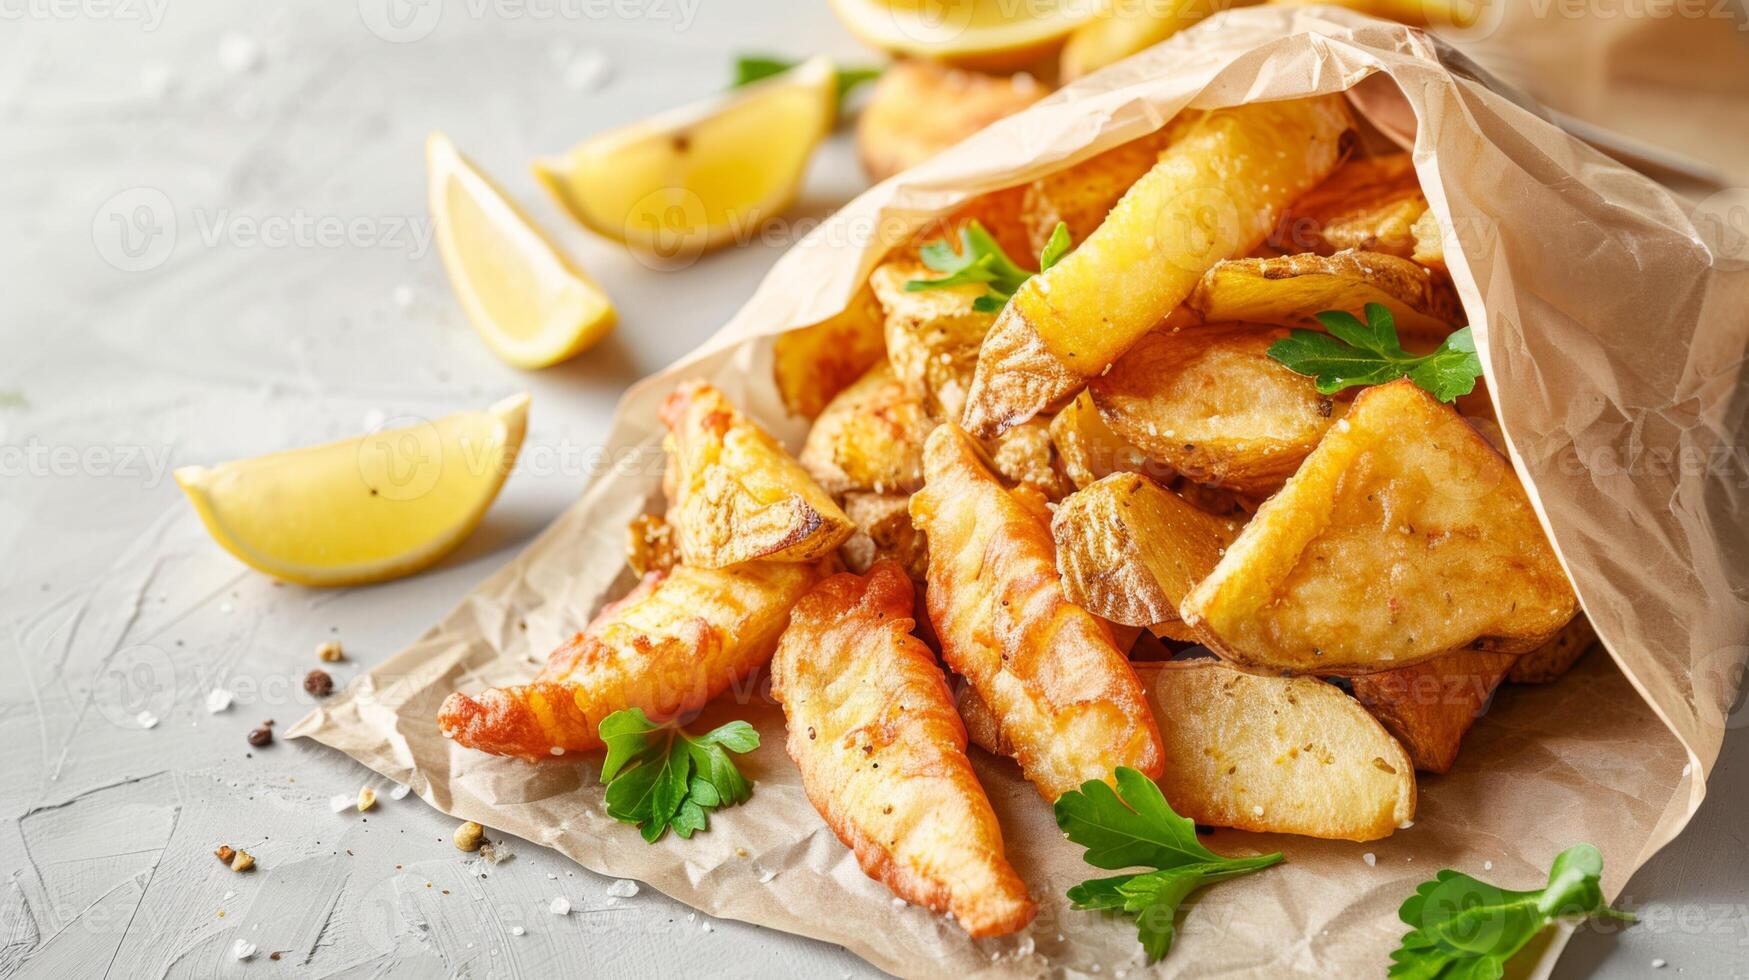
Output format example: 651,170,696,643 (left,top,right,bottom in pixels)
290,7,1749,977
